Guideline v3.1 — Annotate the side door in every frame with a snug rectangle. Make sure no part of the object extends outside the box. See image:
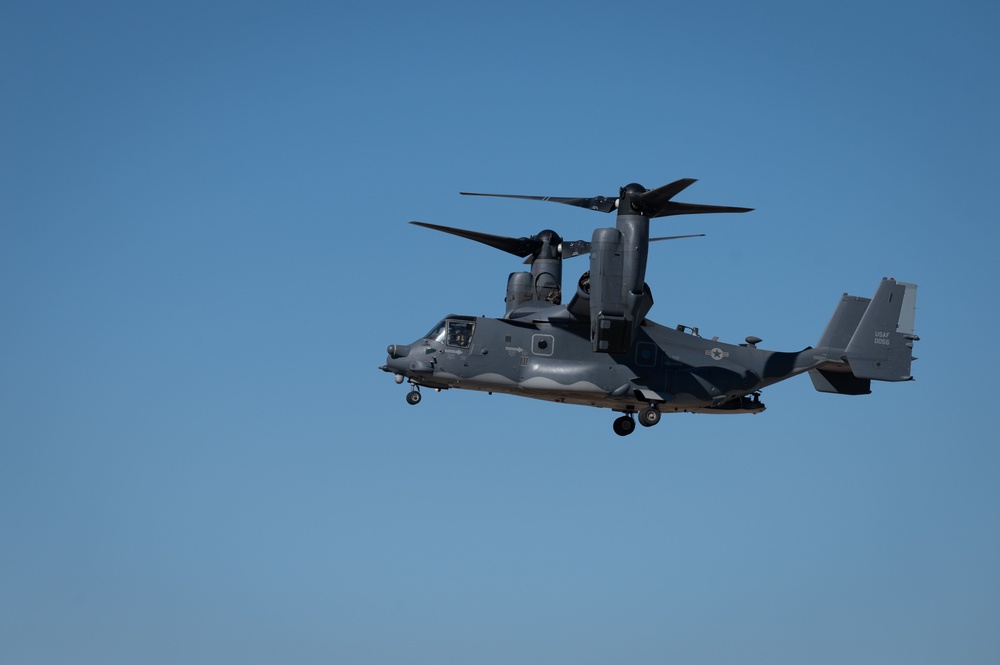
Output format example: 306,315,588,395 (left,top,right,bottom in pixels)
435,319,480,375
